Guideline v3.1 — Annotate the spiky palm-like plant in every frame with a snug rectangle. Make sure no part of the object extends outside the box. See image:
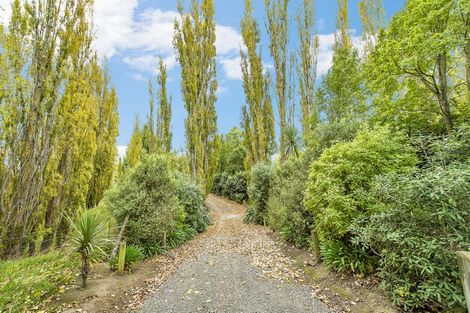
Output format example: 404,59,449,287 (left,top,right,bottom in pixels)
282,125,302,158
67,209,110,287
